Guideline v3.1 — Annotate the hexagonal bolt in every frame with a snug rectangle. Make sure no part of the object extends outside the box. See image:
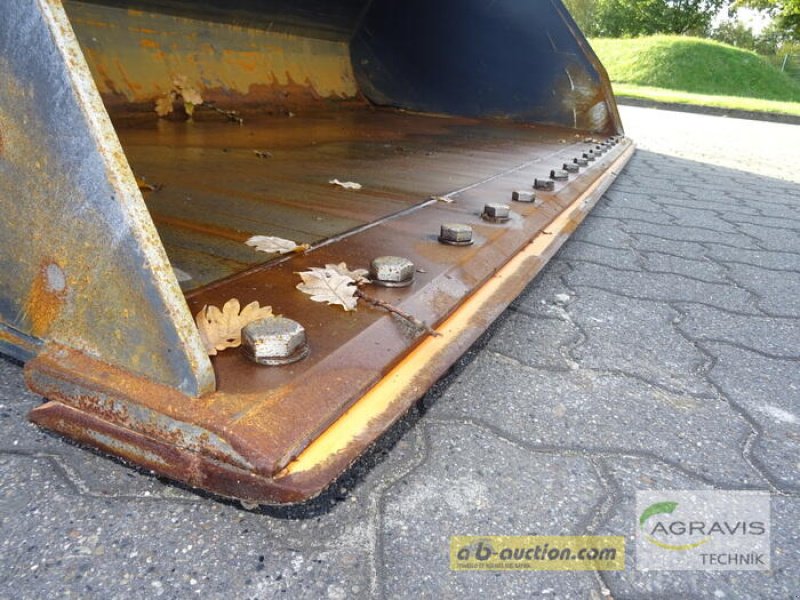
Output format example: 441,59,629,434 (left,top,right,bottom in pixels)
563,162,580,173
242,317,309,366
439,223,474,246
534,178,555,191
574,157,589,167
482,203,511,223
550,169,569,181
511,189,537,203
370,255,415,287
582,152,596,162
